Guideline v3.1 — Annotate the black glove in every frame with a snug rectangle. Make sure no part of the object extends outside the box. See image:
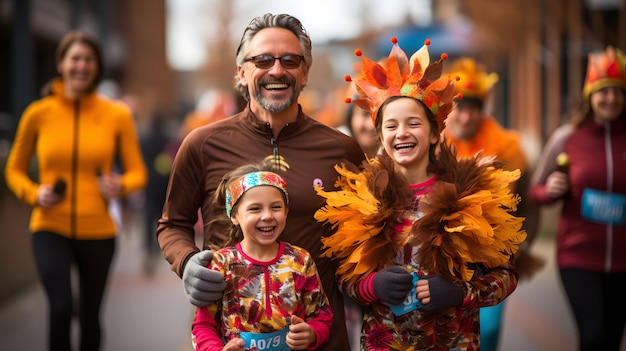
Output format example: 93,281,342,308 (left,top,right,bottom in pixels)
373,266,413,305
52,178,67,196
421,275,464,312
182,250,227,306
